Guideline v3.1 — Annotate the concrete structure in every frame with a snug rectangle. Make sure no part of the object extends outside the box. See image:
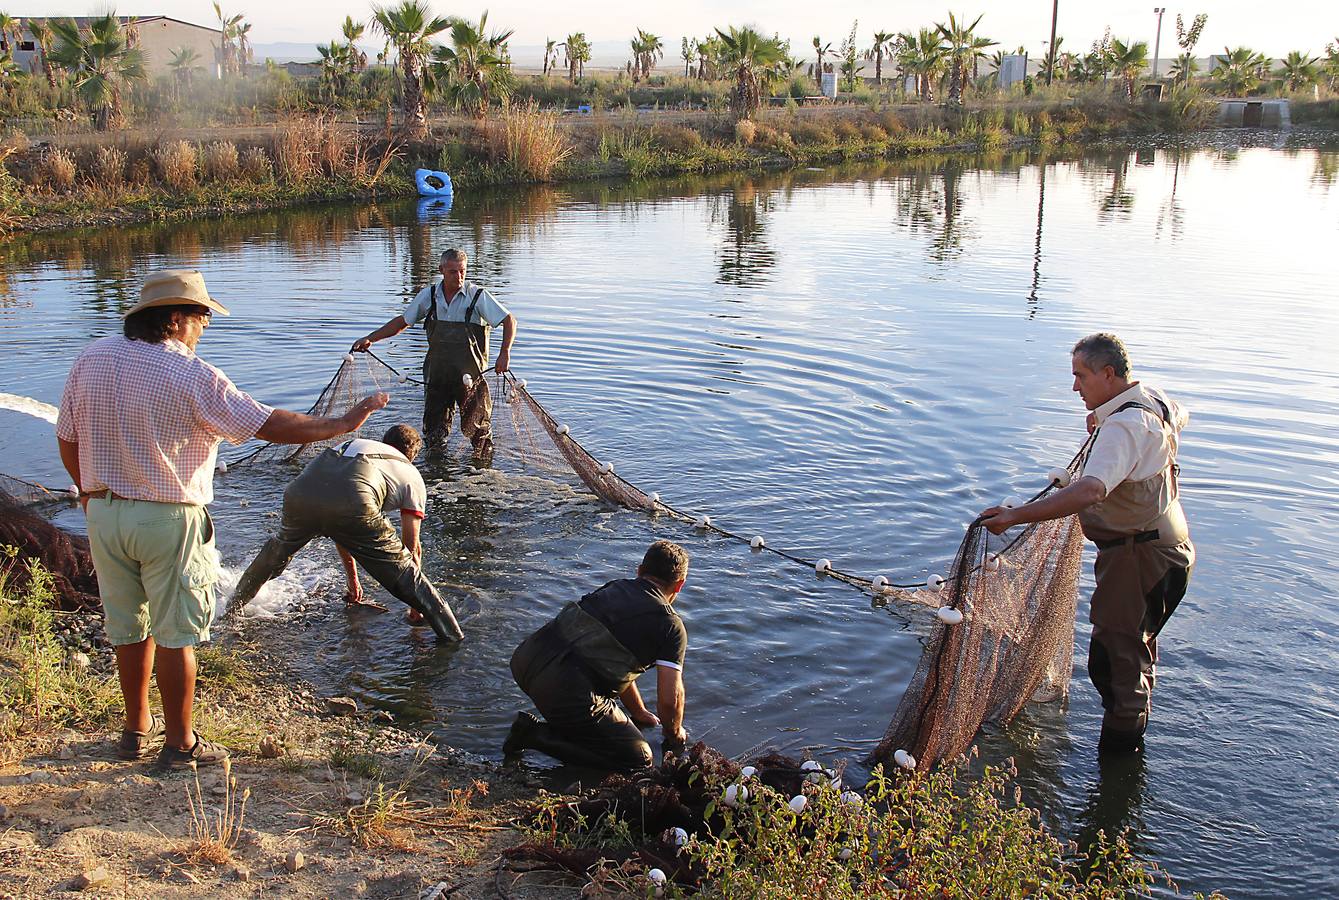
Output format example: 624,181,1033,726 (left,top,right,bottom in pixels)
5,16,223,79
998,53,1028,89
1217,99,1291,128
